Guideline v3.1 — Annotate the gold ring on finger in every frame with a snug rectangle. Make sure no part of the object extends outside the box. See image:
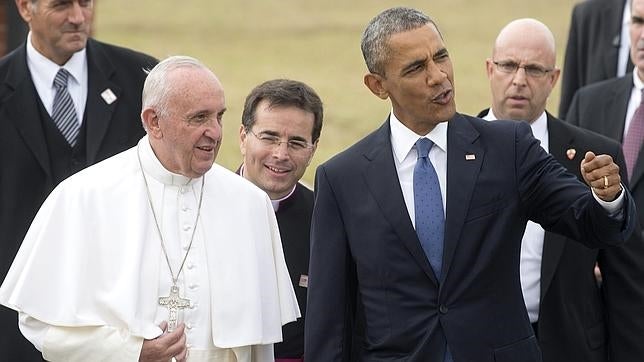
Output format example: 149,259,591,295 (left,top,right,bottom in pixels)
603,175,609,189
